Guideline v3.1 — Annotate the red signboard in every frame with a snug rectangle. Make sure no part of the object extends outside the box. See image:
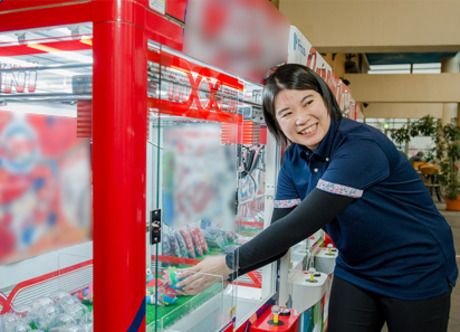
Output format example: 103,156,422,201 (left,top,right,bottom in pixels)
147,49,244,123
